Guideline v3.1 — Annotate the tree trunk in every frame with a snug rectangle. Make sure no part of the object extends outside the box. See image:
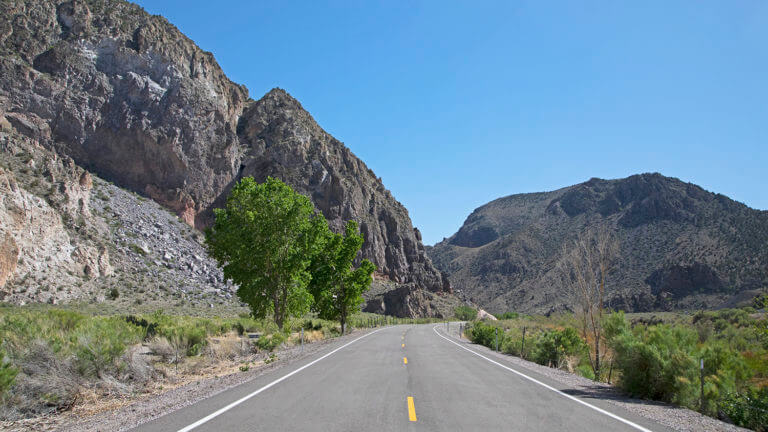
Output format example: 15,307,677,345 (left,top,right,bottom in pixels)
594,336,600,379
